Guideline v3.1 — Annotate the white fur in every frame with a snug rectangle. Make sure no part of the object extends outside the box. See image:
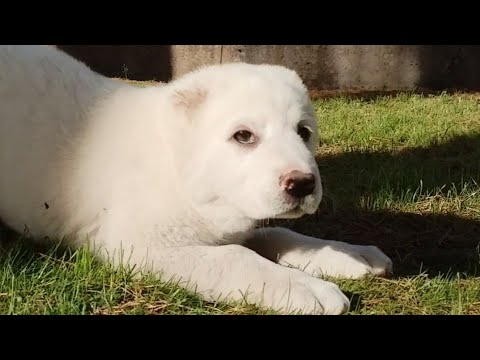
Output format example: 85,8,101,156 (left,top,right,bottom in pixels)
0,45,392,314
